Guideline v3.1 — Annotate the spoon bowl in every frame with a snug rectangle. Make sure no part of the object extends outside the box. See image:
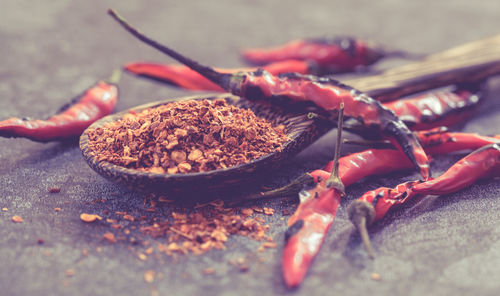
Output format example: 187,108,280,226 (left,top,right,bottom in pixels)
79,93,332,198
